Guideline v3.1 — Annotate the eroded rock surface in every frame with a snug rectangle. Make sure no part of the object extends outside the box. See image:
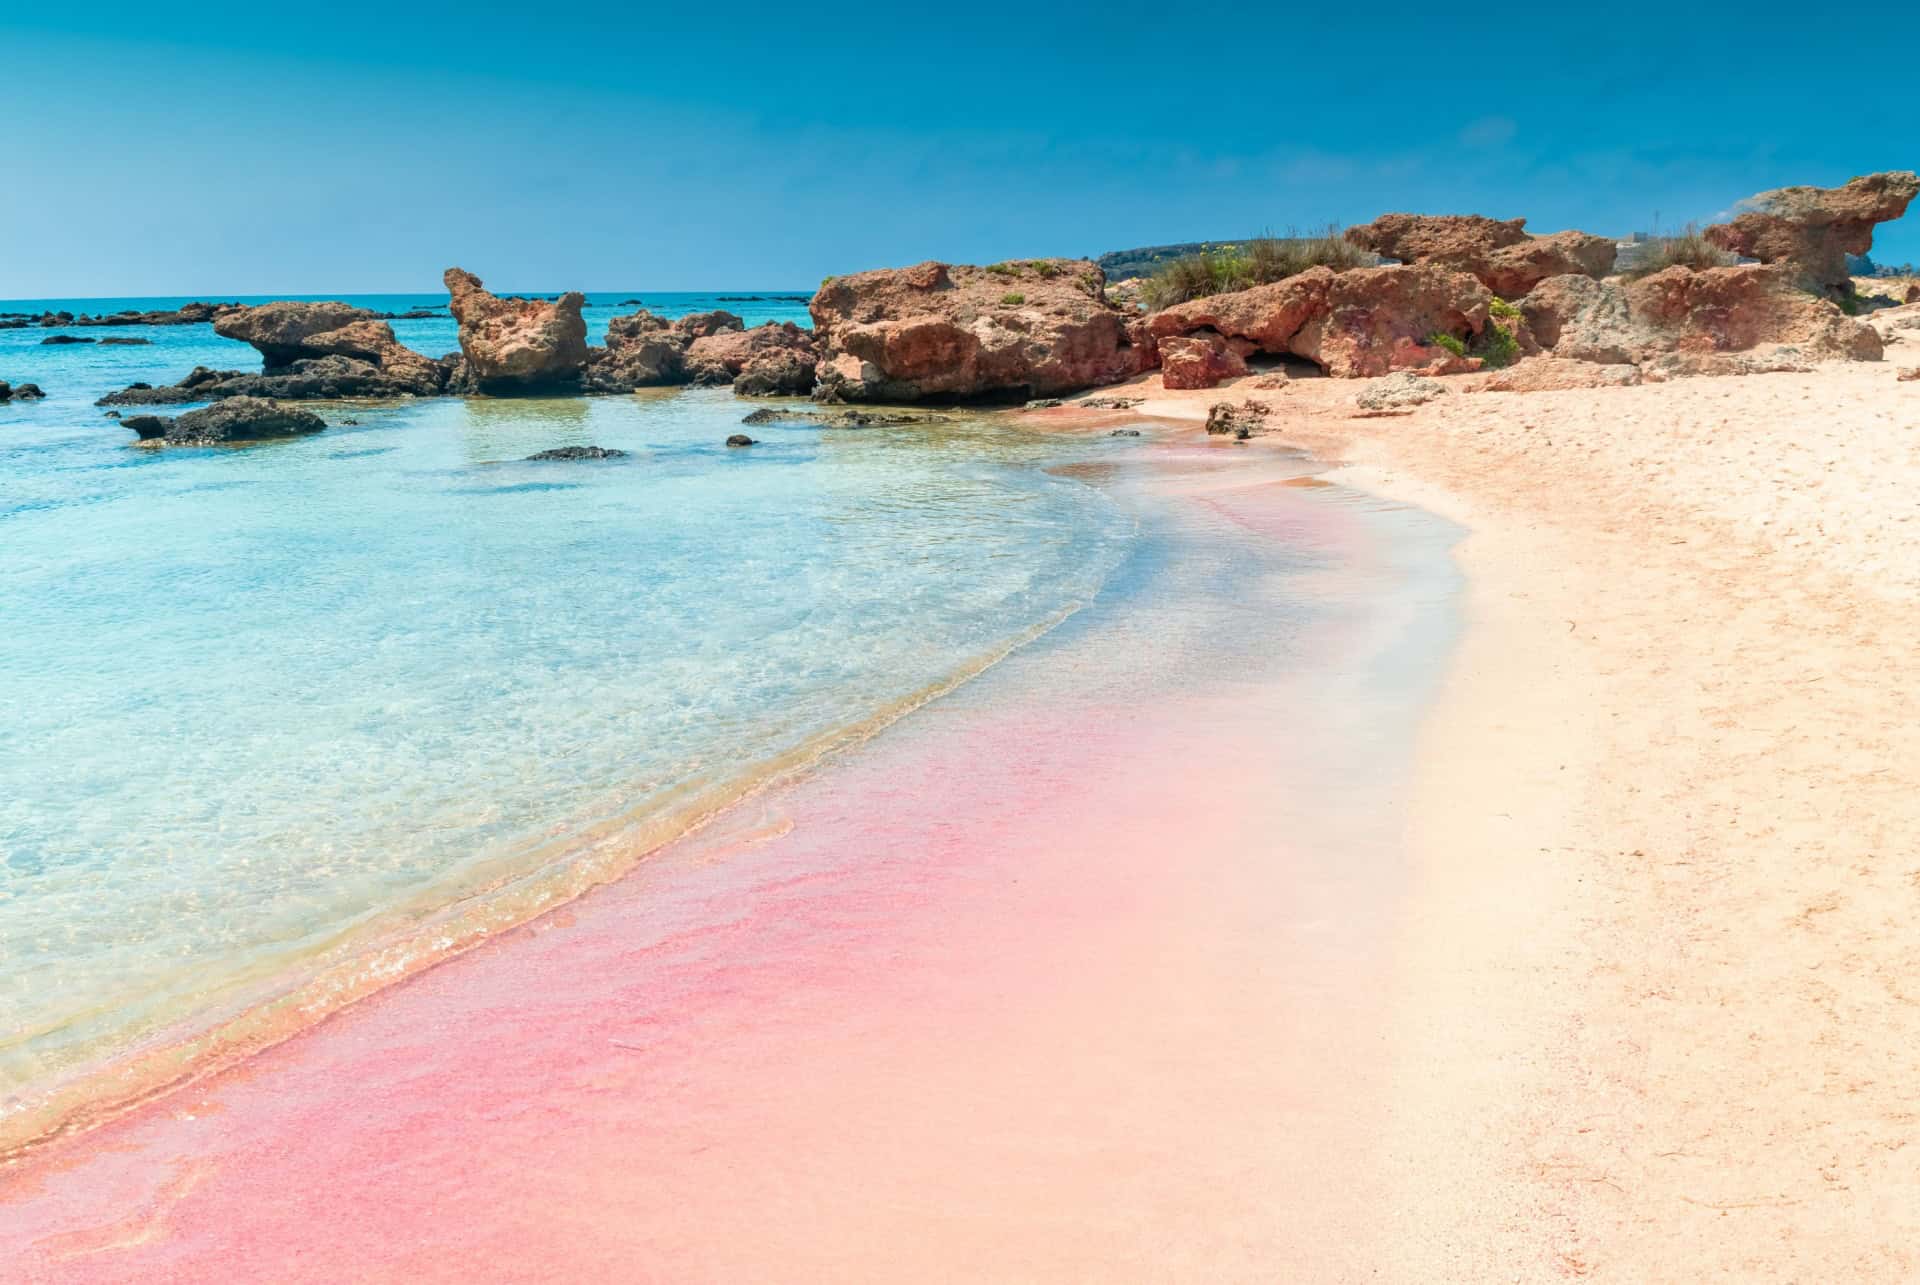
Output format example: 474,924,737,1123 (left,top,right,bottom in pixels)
1345,214,1615,297
213,301,447,396
123,397,326,445
1705,171,1920,297
1158,332,1249,389
445,267,589,391
808,259,1147,402
1149,265,1493,378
